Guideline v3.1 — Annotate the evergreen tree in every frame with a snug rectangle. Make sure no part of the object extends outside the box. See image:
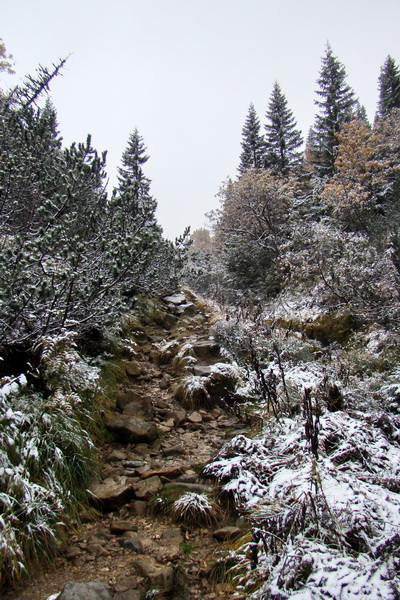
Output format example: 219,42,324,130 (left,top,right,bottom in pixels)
238,103,266,174
377,55,400,117
312,44,356,176
264,81,303,173
117,128,152,205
